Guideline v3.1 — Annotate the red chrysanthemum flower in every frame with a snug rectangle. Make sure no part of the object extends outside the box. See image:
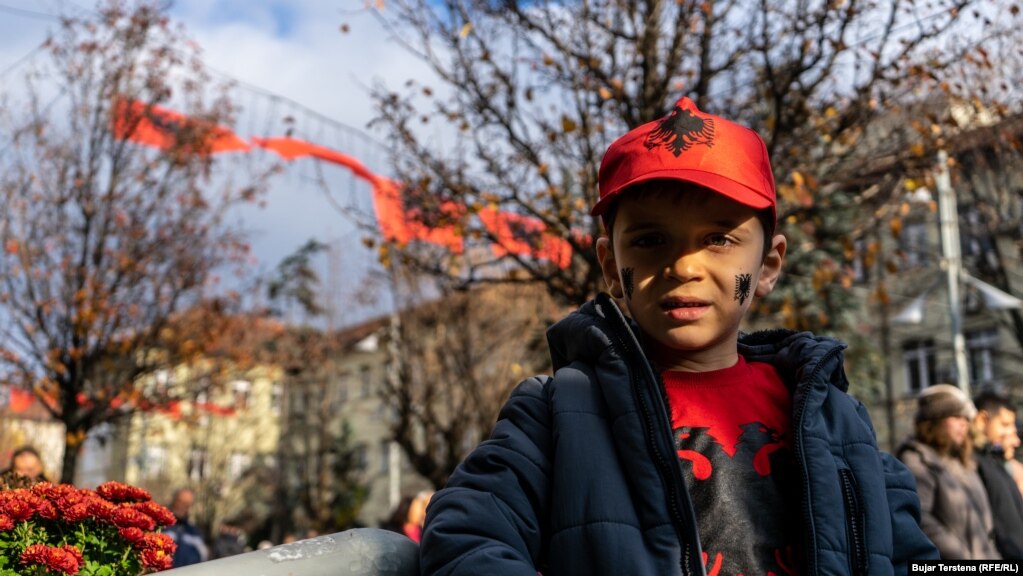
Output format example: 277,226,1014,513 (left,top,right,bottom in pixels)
31,482,57,498
142,531,176,554
35,499,58,520
44,544,83,575
0,513,13,531
97,481,151,503
140,546,174,571
62,502,91,523
61,544,84,565
1,492,37,522
111,506,156,531
49,484,77,499
86,496,117,522
55,491,86,511
20,543,50,565
119,526,146,544
133,500,176,527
